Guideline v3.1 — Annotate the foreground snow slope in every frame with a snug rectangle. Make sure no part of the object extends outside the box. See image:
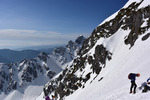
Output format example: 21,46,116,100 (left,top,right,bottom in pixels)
66,1,150,99
65,28,150,100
